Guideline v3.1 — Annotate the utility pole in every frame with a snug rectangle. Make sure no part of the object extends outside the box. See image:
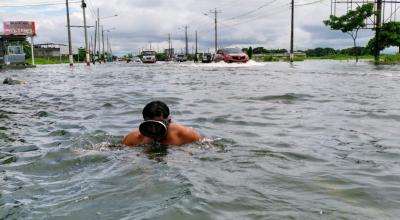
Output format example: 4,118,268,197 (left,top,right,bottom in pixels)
102,25,105,62
214,9,217,53
93,21,97,64
109,37,113,62
82,0,90,65
185,25,188,56
106,34,109,62
30,36,35,65
66,0,73,66
194,30,198,62
195,30,198,55
168,33,171,60
374,0,383,64
290,0,294,62
170,37,173,59
209,8,221,53
89,35,92,61
97,8,101,63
